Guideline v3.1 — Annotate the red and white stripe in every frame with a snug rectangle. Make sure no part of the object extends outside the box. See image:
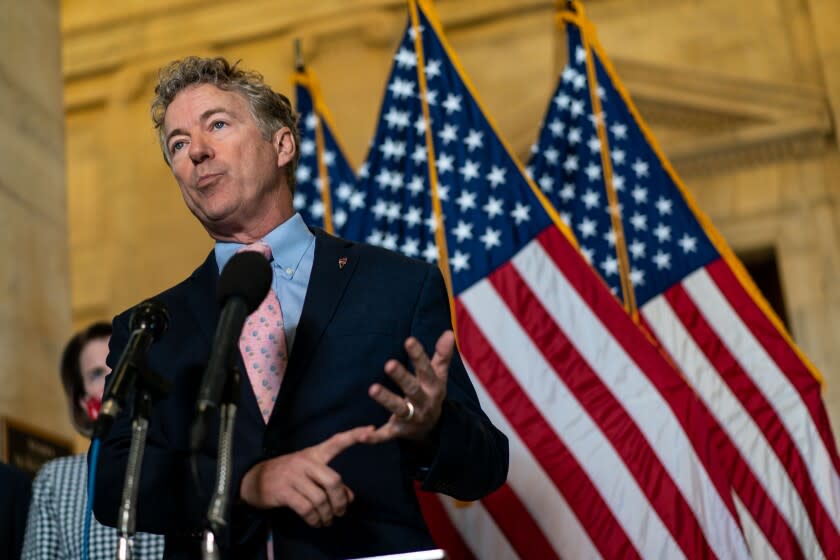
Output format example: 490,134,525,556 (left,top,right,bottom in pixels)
435,226,750,559
640,258,840,559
